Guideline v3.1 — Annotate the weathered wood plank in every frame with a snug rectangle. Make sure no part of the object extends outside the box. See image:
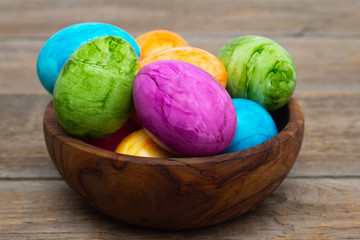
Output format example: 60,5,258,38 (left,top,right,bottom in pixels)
0,178,359,239
0,93,359,179
0,156,60,179
0,0,359,39
0,95,51,158
1,38,360,95
294,92,360,178
0,40,48,95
